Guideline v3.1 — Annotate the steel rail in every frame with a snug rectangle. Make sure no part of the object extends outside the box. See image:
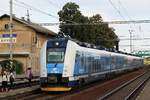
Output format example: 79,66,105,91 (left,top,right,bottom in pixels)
125,74,150,100
99,71,148,100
